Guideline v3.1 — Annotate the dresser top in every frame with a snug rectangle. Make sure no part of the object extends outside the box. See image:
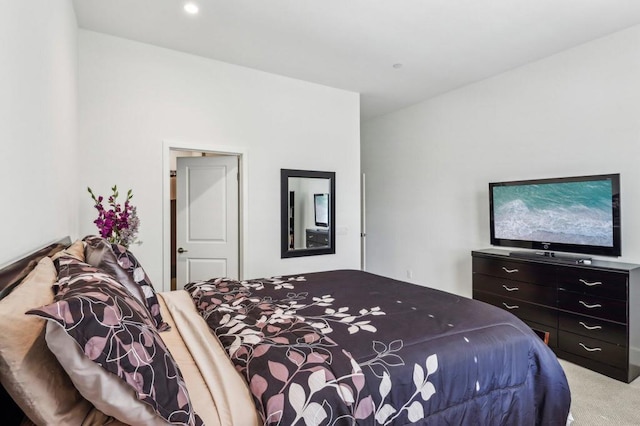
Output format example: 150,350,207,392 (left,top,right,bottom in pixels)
472,248,640,272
